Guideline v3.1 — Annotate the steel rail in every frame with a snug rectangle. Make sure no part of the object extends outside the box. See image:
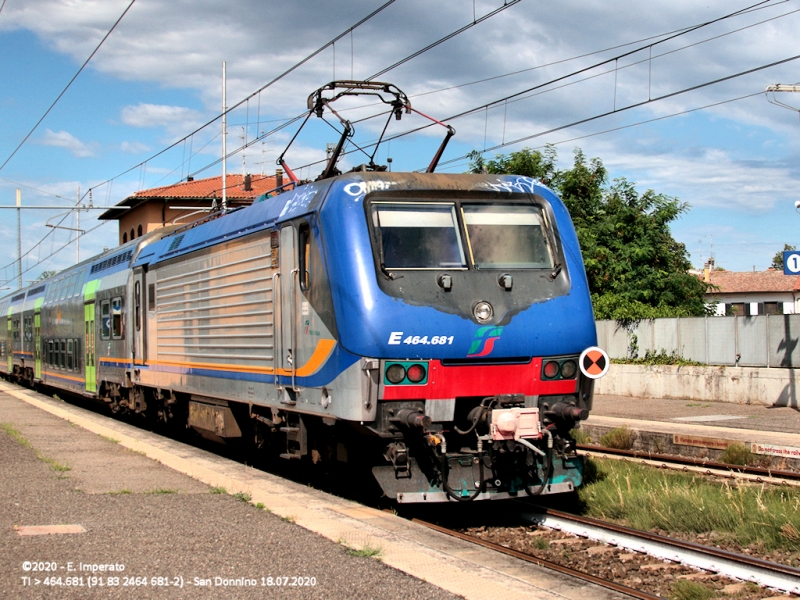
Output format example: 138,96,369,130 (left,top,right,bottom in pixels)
522,507,800,595
578,444,800,482
412,518,661,600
